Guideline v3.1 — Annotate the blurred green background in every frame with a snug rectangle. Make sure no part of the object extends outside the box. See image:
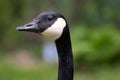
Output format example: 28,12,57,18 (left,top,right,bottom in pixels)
0,0,120,80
